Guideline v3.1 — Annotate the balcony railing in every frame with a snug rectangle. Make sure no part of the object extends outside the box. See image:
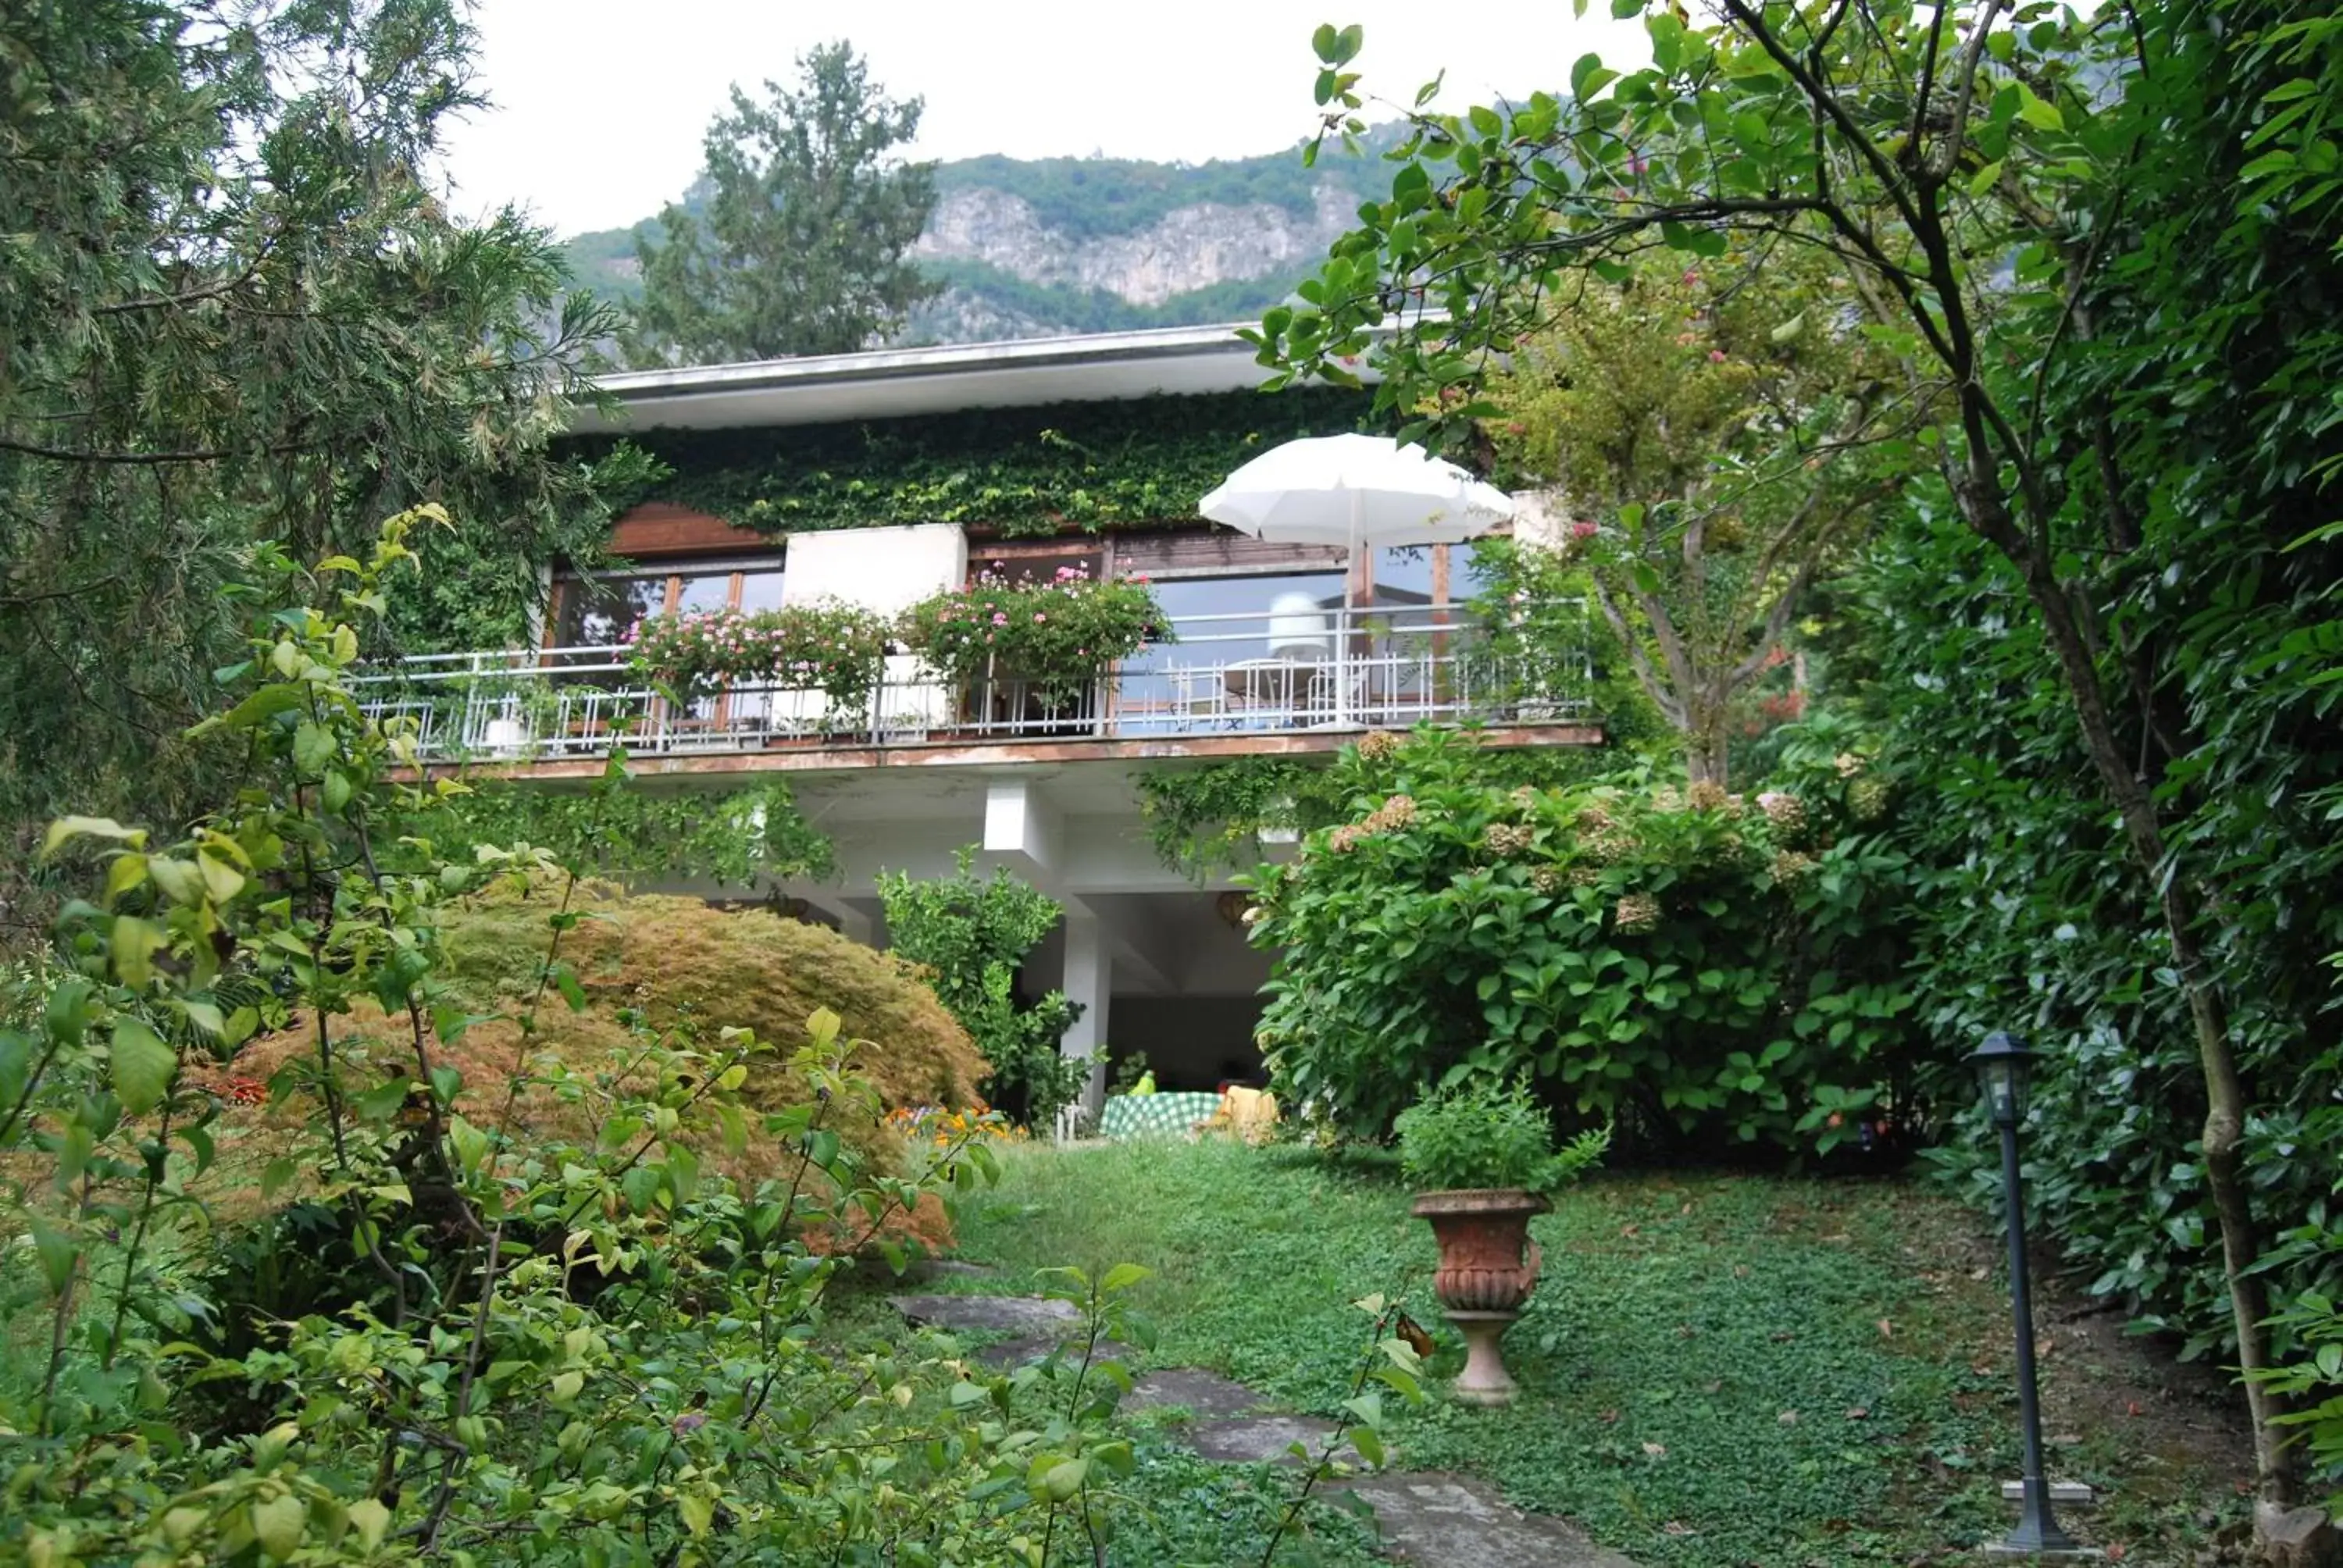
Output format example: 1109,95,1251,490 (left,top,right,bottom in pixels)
354,600,1593,764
